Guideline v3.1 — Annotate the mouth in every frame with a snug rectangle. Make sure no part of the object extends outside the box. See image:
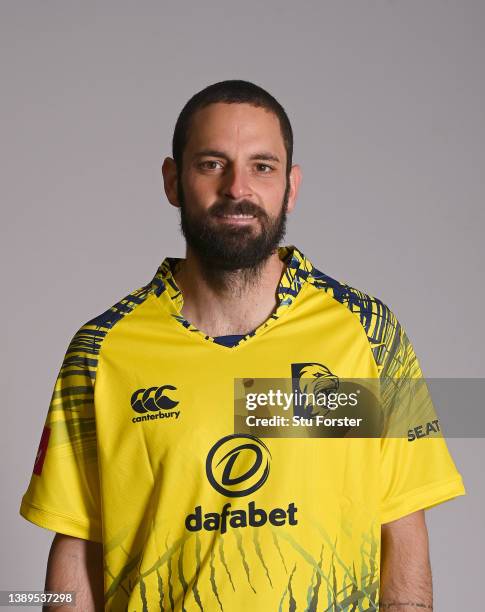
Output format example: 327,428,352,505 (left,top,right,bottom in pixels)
215,213,258,224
